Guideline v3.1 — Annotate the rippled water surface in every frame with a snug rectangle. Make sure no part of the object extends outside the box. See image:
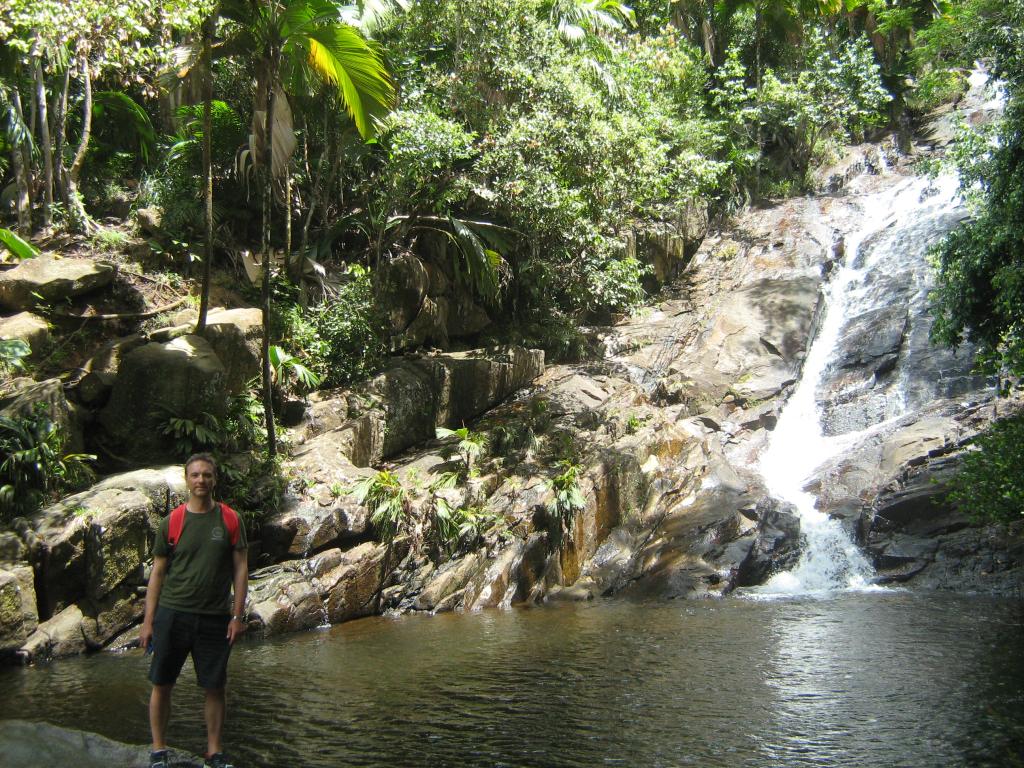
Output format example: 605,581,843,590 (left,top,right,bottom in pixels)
2,593,1022,767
